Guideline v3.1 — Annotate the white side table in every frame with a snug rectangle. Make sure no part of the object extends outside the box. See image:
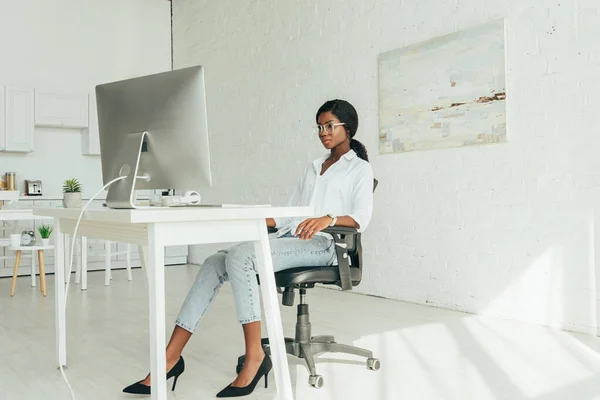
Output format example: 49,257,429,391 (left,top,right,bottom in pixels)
10,244,54,297
0,210,53,274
